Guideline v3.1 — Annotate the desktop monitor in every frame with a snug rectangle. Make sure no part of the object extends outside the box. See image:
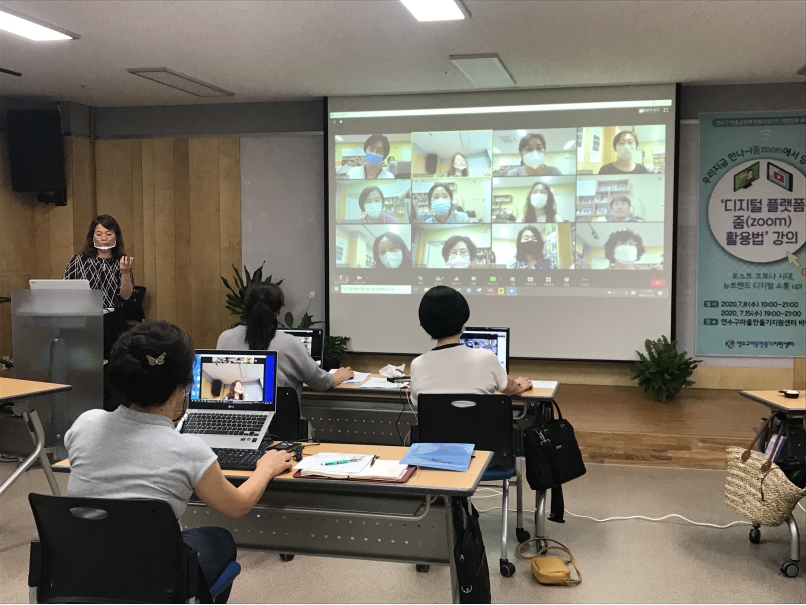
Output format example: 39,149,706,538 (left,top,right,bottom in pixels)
278,328,324,365
460,327,510,372
189,349,277,411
